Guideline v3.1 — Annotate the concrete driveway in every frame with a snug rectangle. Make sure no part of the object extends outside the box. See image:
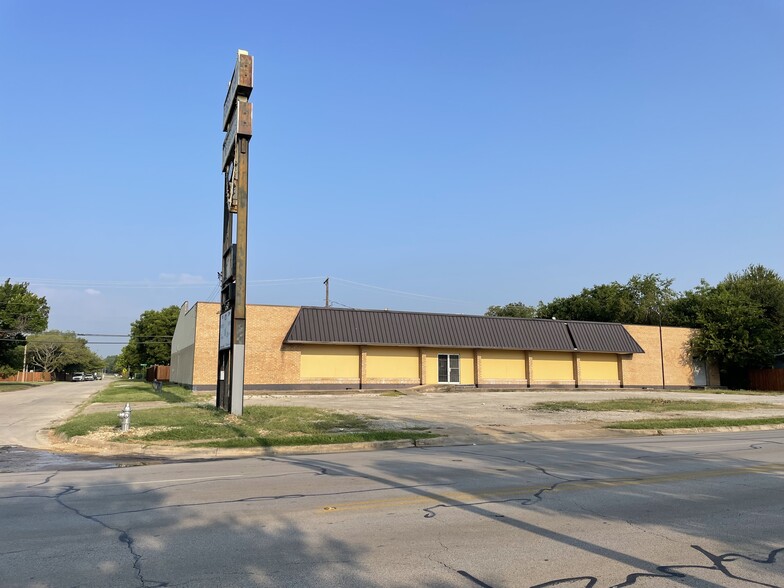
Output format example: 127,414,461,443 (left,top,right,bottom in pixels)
0,379,110,448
